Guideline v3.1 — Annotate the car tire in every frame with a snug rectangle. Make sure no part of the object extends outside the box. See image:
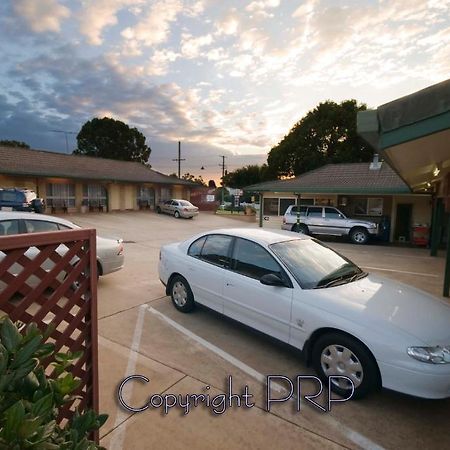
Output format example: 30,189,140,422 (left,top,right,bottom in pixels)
292,223,309,235
174,210,180,219
350,227,369,245
312,333,380,399
169,275,195,312
156,207,162,214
